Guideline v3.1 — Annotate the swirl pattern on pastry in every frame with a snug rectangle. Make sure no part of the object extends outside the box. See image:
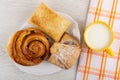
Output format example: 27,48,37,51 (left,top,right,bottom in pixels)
7,28,50,66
